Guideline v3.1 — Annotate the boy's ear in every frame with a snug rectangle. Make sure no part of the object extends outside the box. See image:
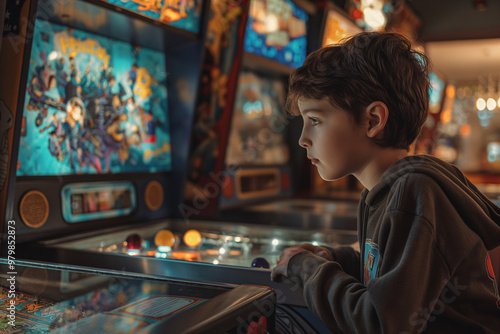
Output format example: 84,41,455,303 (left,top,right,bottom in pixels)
364,101,388,138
